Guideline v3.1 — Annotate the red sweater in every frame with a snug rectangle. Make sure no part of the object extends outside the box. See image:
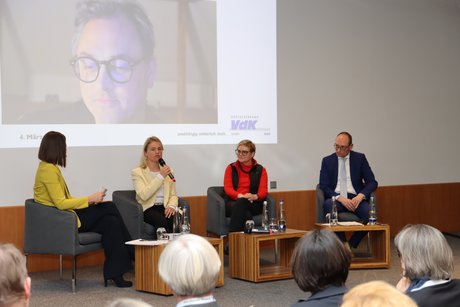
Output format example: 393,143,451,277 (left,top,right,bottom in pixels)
223,159,268,200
